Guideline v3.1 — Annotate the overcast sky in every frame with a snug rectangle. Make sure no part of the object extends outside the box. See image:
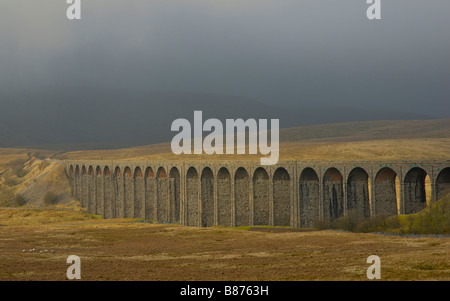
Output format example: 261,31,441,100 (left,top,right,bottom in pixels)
1,0,449,117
